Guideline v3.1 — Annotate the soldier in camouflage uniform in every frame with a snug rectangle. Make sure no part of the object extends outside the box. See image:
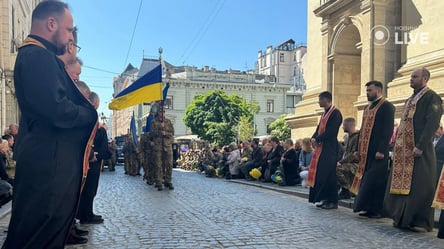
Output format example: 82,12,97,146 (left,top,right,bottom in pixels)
107,139,117,171
129,137,140,176
140,132,156,185
337,117,360,199
150,108,175,190
199,146,214,171
124,134,139,176
123,135,131,175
